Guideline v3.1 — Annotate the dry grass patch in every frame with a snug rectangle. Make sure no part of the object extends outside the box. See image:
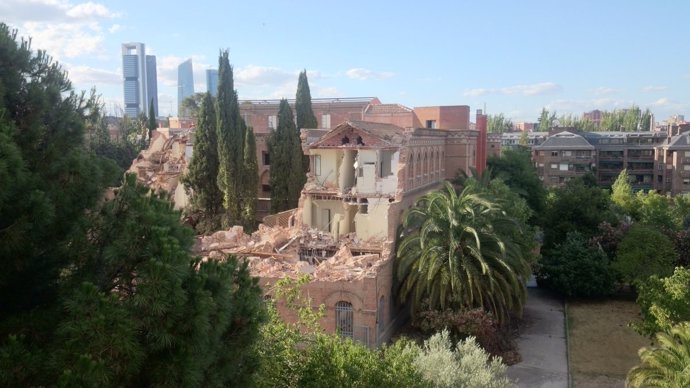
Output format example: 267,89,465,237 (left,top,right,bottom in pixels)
568,298,650,388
